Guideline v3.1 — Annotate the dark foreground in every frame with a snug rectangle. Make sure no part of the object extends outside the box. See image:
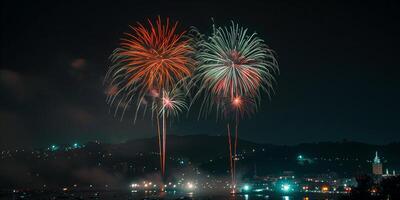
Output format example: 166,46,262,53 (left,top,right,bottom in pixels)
1,190,343,200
